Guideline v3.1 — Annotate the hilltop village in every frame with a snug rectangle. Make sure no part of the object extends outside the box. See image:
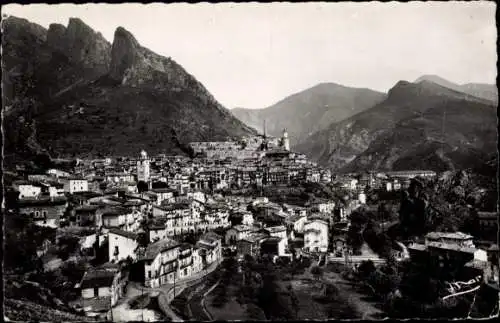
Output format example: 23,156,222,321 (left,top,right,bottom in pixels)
4,130,499,320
